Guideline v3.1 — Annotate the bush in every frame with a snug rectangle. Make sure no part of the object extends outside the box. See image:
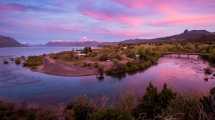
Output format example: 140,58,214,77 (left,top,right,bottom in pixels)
204,67,213,75
97,67,104,80
82,47,92,54
159,84,176,109
106,60,126,79
0,101,57,120
125,49,136,59
162,96,203,120
98,53,109,61
65,96,95,120
3,60,9,64
125,62,140,73
201,48,215,66
15,58,21,65
23,56,44,69
133,83,160,119
200,87,215,119
133,83,176,119
89,109,133,120
54,51,76,61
